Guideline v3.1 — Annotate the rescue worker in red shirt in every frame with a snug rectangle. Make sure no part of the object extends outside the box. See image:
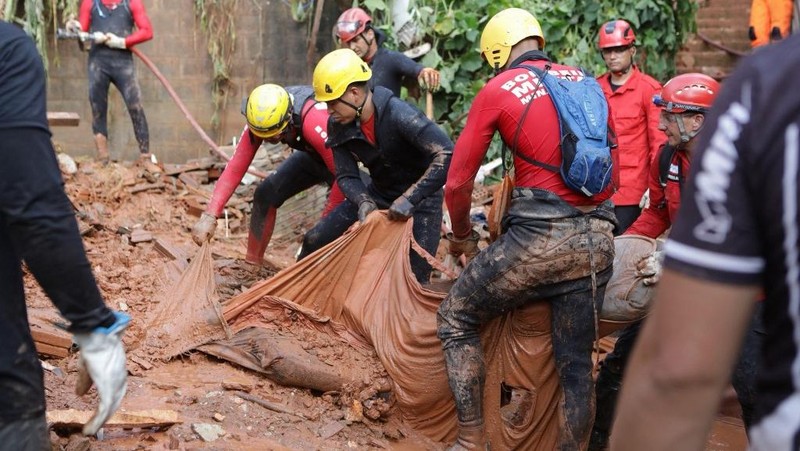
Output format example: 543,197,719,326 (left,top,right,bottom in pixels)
438,8,617,450
65,0,154,168
749,0,794,48
335,7,440,96
590,73,762,449
300,48,453,284
191,84,344,269
596,19,664,234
